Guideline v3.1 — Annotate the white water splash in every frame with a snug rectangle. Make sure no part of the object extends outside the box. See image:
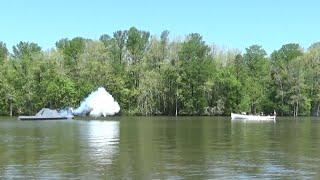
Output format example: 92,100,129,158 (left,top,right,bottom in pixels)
74,87,120,117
